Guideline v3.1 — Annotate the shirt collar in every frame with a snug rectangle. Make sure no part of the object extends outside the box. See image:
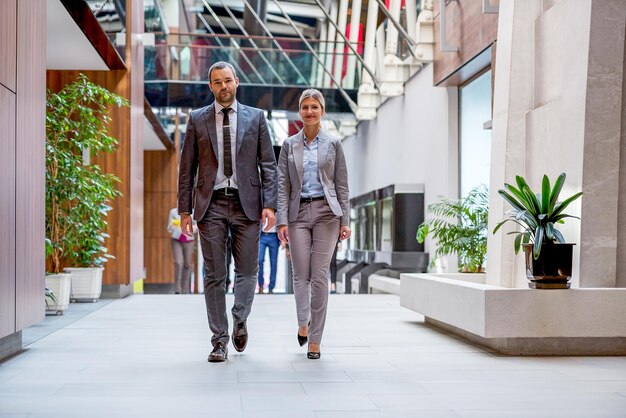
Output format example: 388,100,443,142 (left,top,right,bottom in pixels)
215,100,238,115
302,133,319,145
